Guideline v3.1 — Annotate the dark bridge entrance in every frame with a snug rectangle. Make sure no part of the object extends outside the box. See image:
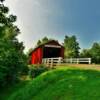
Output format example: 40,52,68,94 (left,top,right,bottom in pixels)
43,47,61,58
